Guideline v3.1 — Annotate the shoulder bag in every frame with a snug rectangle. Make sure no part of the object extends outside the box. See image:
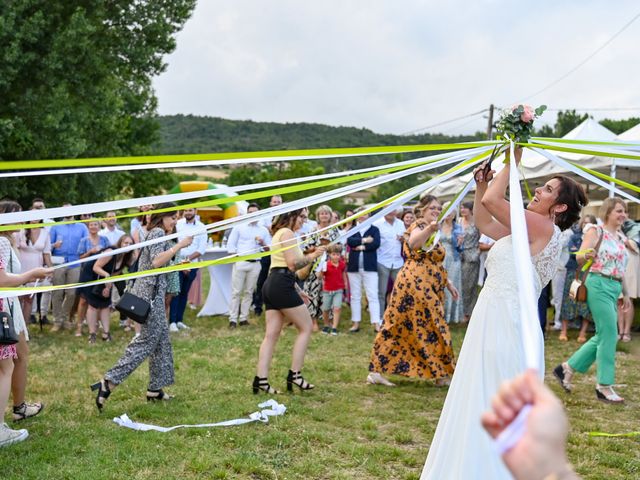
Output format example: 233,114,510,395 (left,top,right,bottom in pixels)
0,251,19,345
569,229,604,303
